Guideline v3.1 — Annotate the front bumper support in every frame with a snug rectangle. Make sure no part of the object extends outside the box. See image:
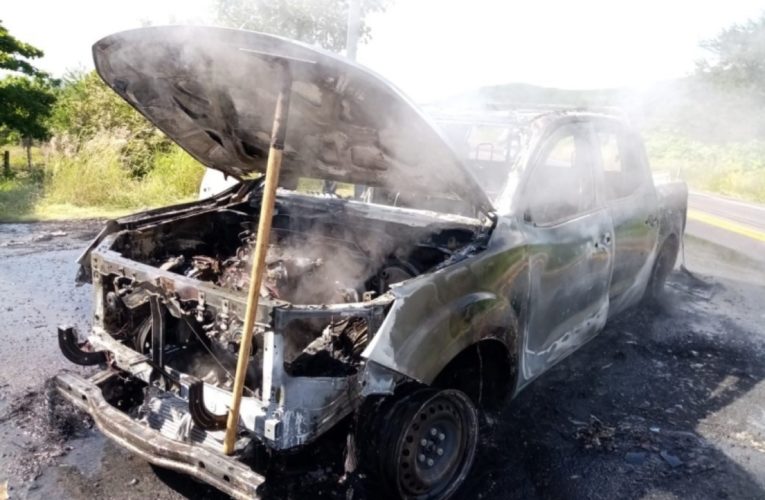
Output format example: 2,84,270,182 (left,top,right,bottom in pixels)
53,371,265,500
58,326,107,366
